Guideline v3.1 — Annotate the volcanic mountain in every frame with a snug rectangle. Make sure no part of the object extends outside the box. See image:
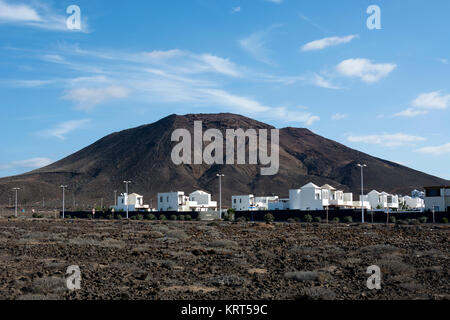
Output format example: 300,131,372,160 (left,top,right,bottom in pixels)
0,113,448,208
